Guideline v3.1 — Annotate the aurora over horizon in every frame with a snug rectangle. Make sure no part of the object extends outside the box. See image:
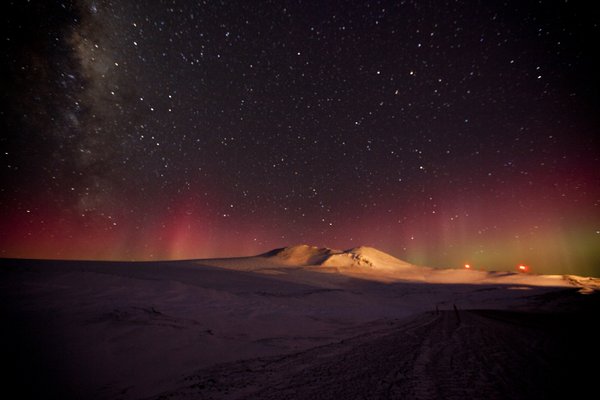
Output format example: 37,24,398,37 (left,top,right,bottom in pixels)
1,0,599,277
